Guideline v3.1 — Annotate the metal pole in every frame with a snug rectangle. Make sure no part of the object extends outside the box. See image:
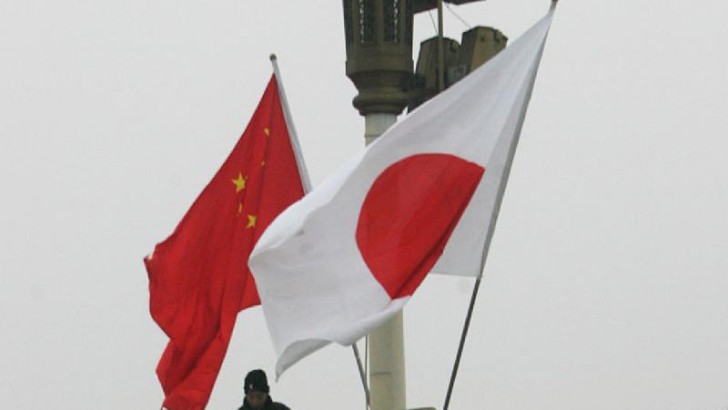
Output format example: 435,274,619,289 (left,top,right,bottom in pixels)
365,112,406,410
353,343,371,409
443,277,482,410
270,54,312,193
443,4,557,405
364,113,397,146
437,0,445,92
369,312,406,410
